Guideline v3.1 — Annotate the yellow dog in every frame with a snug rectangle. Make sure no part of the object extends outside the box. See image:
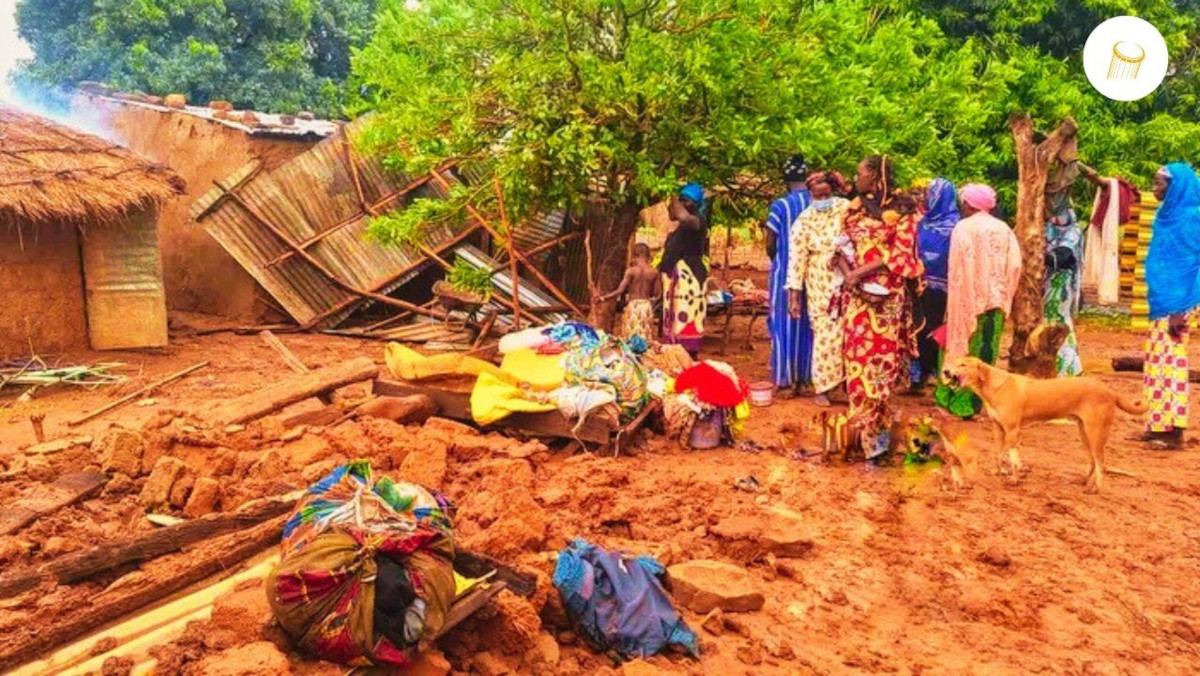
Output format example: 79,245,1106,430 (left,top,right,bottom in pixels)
944,357,1146,492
